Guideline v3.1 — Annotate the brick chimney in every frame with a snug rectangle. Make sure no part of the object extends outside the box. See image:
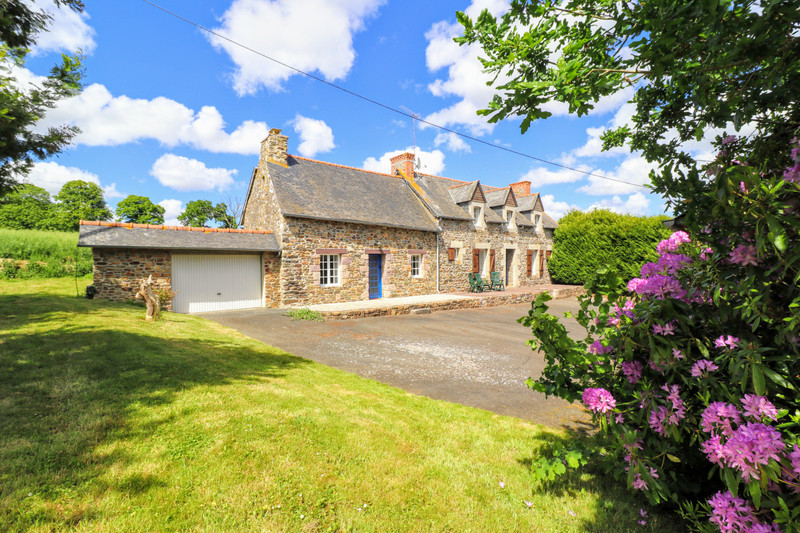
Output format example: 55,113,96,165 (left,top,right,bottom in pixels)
261,128,288,166
390,152,415,178
509,180,531,196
